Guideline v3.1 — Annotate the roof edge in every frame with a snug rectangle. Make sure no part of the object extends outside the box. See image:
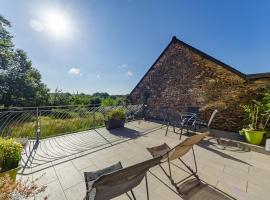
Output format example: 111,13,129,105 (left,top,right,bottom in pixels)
128,38,174,98
247,72,270,80
172,36,247,79
129,36,270,98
